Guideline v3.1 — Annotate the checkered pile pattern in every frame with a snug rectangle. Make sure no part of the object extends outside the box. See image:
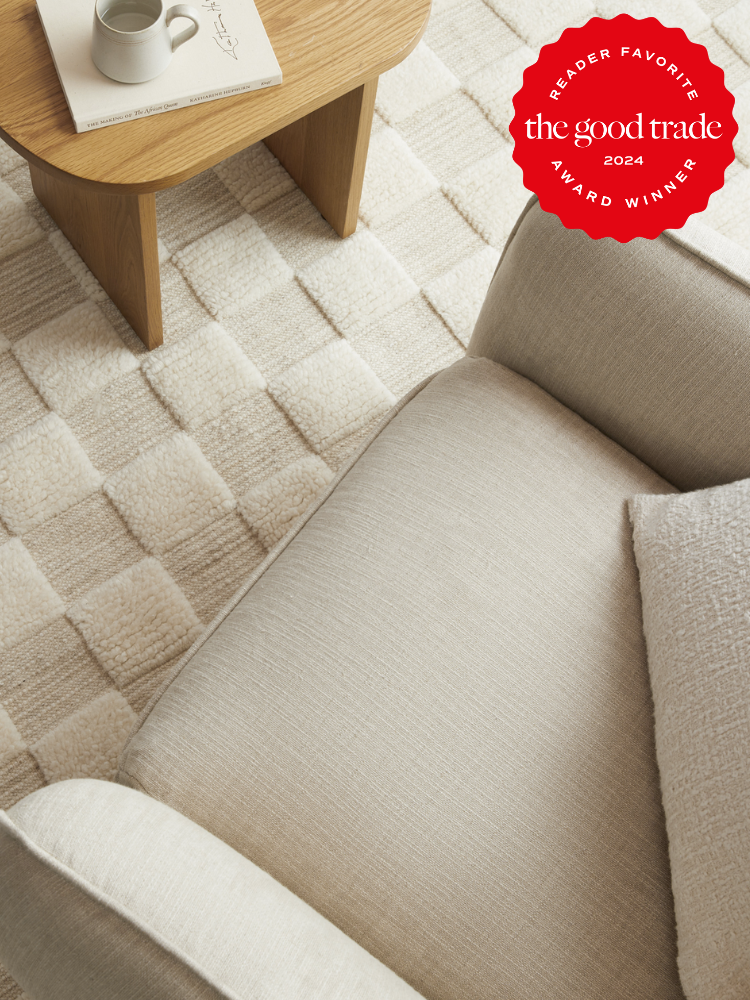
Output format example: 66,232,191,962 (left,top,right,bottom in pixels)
1,0,749,992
